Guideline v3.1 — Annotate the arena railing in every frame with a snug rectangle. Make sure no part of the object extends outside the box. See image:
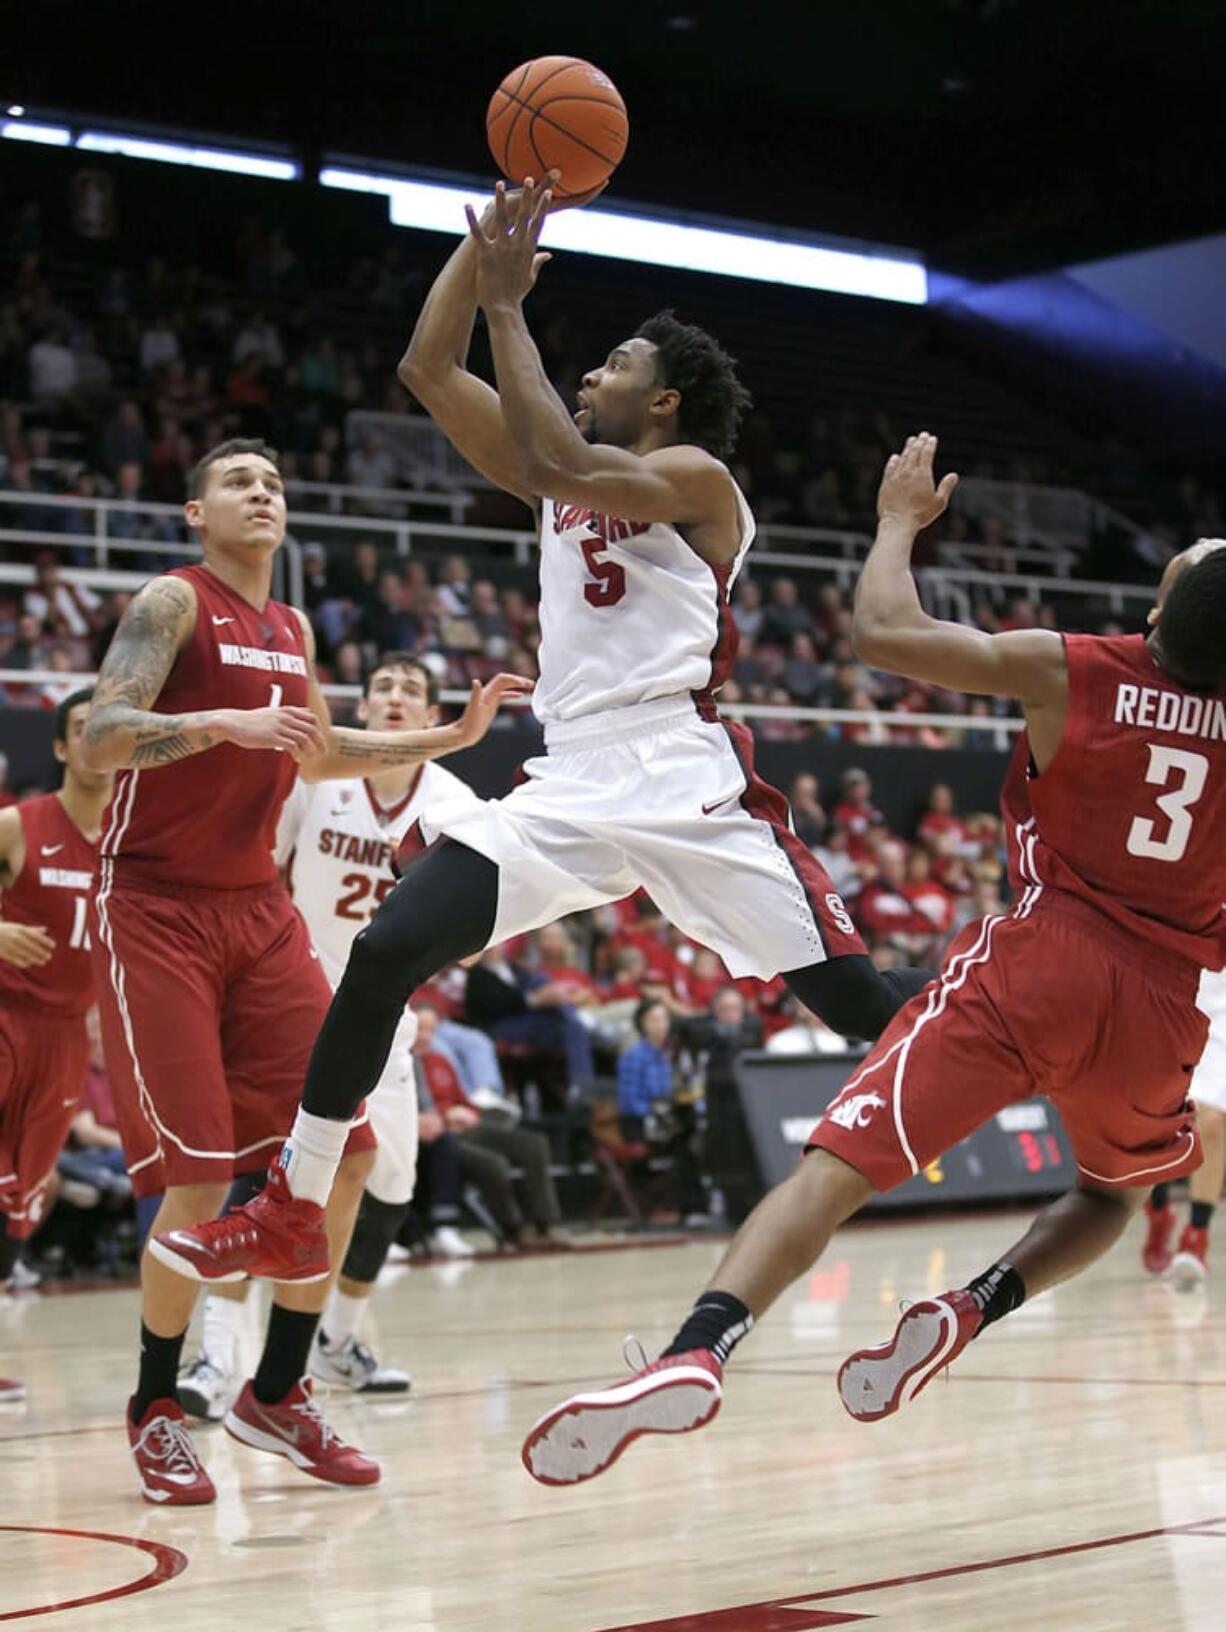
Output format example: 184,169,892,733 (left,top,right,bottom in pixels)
0,666,1027,752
